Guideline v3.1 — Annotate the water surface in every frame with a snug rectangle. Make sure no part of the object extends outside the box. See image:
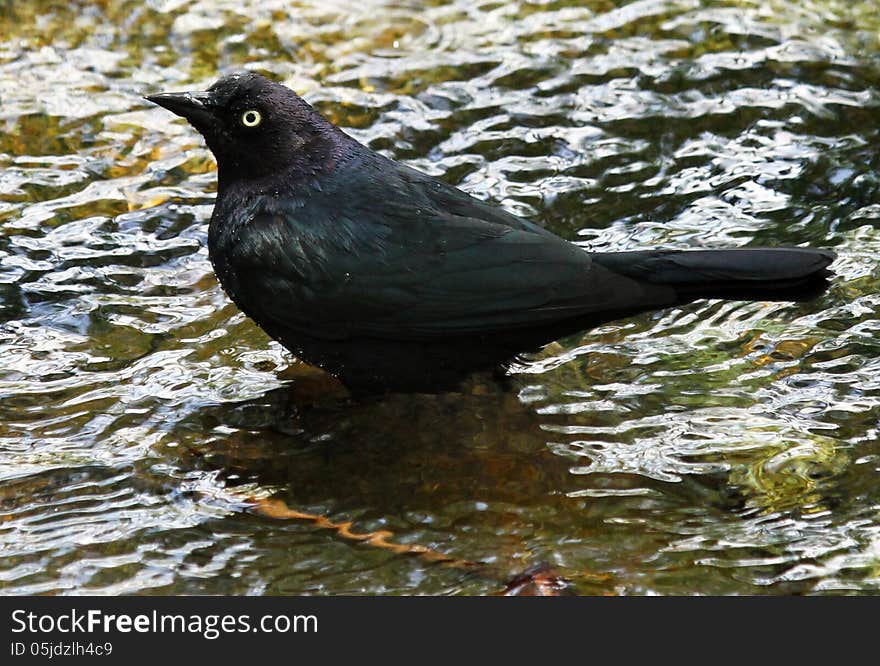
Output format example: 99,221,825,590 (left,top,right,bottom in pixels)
2,0,880,595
